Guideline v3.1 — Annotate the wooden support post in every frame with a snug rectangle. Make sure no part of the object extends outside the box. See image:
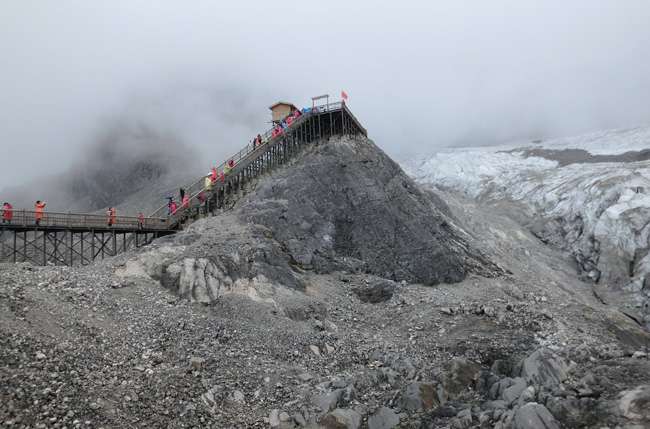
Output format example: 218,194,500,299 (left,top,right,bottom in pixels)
13,231,17,263
69,231,73,266
42,231,46,265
